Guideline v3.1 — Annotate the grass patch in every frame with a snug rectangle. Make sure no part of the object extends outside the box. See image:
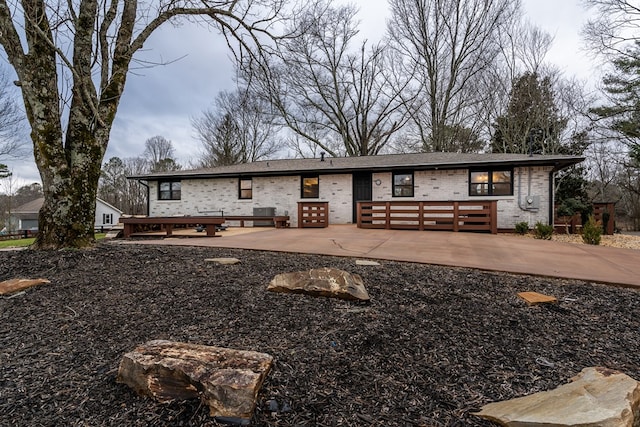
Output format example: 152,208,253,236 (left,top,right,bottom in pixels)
0,237,36,248
0,233,106,249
